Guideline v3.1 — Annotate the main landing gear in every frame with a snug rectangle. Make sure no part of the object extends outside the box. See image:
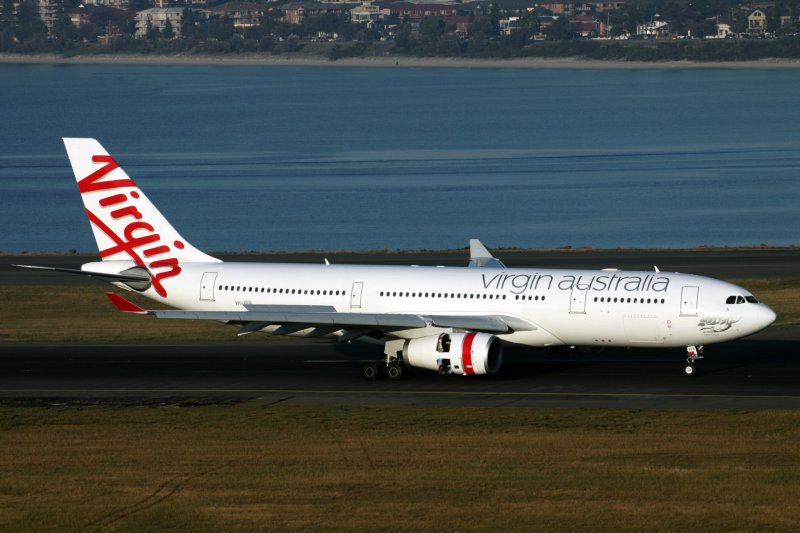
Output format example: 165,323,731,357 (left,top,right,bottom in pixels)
363,340,407,381
362,361,406,380
684,345,704,376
